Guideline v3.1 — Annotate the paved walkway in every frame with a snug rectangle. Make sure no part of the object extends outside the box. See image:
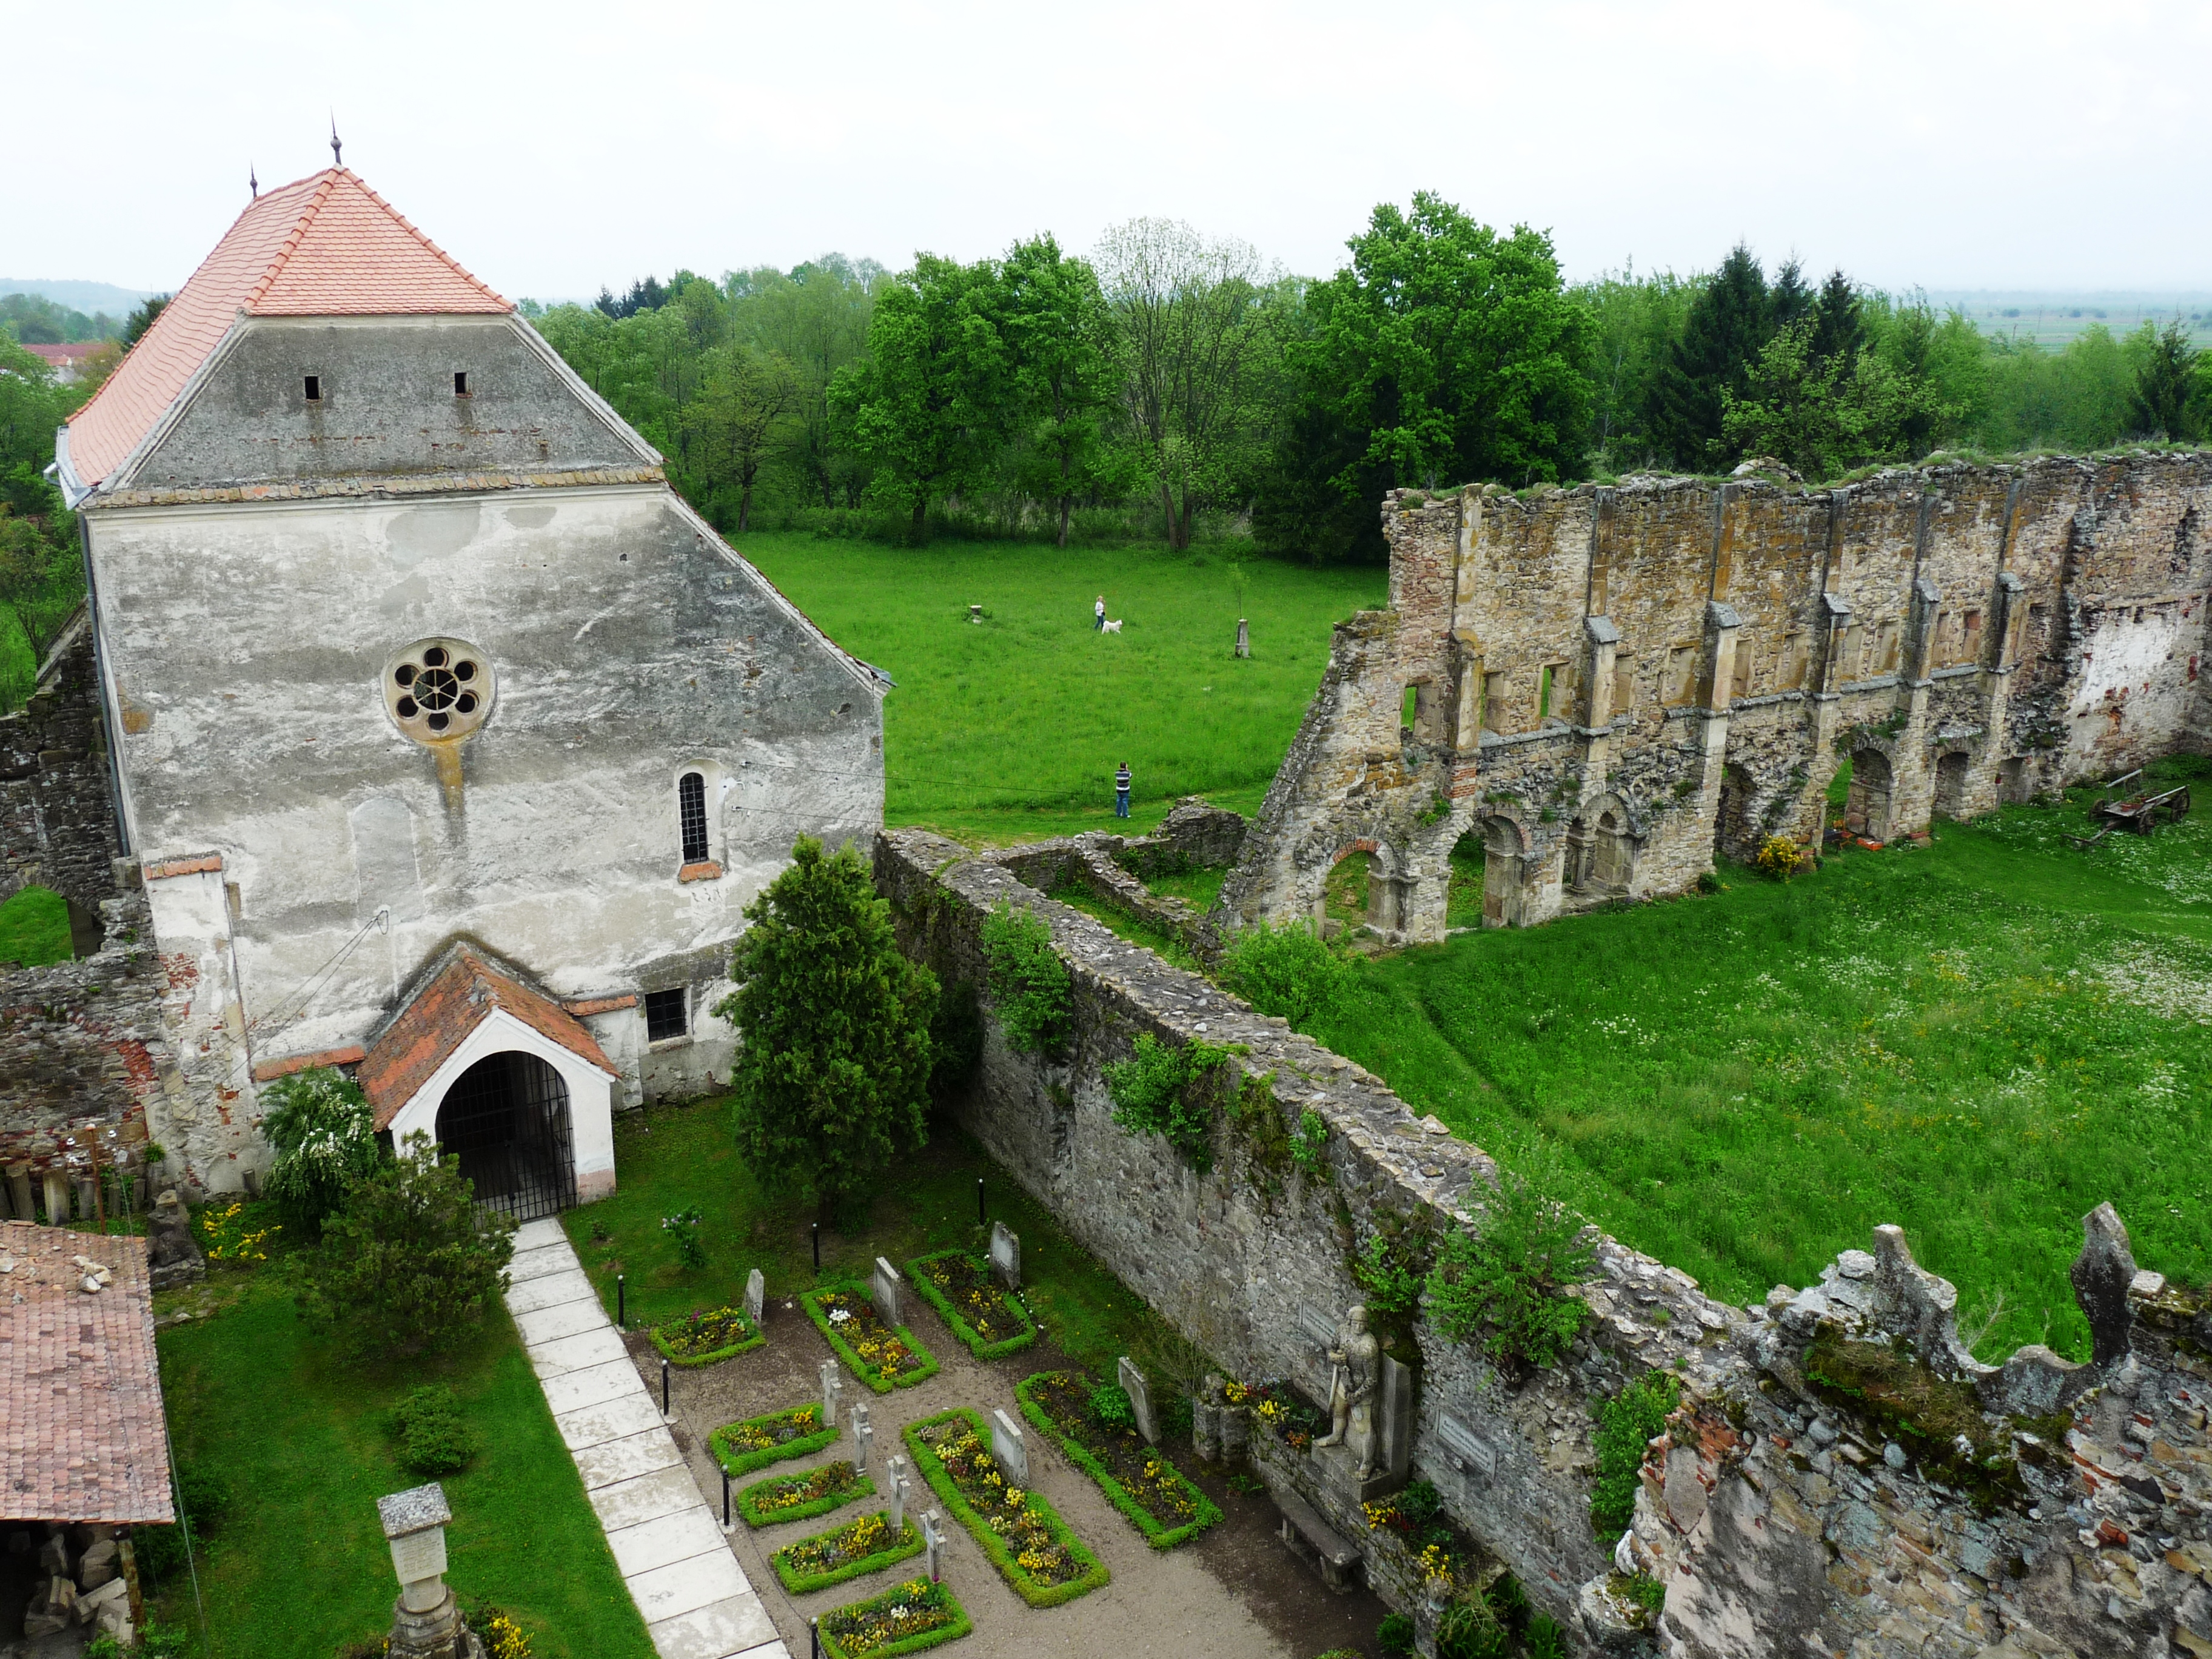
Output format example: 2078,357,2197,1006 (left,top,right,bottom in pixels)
506,1218,789,1659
